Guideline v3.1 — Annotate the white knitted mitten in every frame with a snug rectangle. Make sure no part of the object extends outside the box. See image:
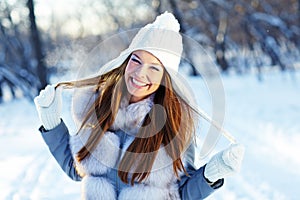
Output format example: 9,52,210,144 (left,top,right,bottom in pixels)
34,85,62,130
204,144,245,183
